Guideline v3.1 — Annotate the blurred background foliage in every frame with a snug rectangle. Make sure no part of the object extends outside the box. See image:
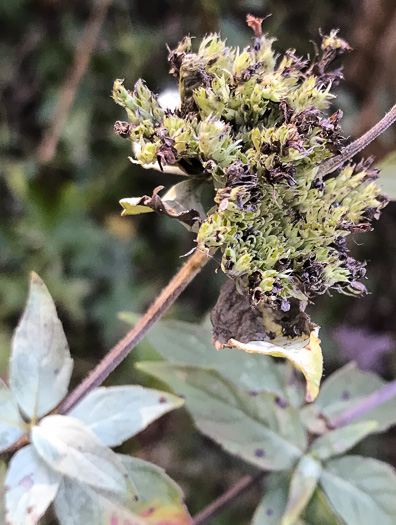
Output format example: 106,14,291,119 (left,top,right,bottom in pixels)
1,0,396,523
